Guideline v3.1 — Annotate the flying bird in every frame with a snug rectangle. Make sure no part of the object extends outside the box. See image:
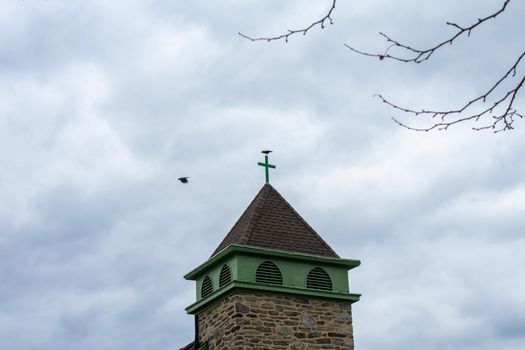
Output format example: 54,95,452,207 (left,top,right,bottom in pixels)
261,150,272,154
178,177,189,184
